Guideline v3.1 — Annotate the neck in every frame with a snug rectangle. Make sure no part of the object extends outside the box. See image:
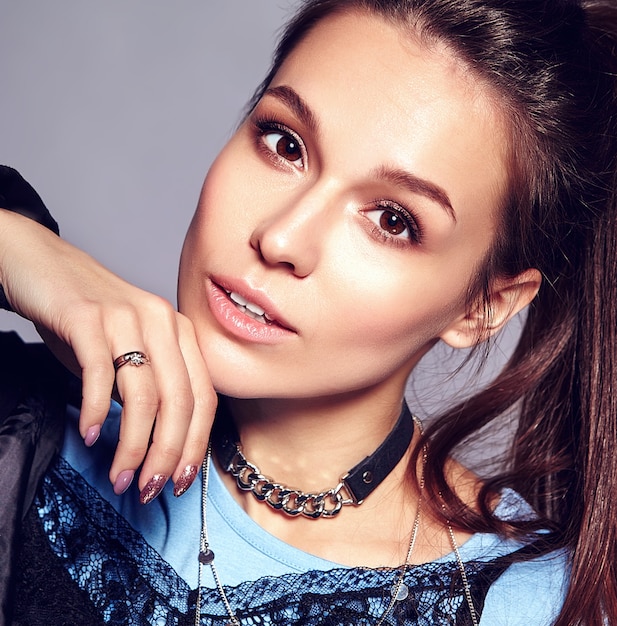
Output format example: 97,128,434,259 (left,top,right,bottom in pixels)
221,385,409,493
